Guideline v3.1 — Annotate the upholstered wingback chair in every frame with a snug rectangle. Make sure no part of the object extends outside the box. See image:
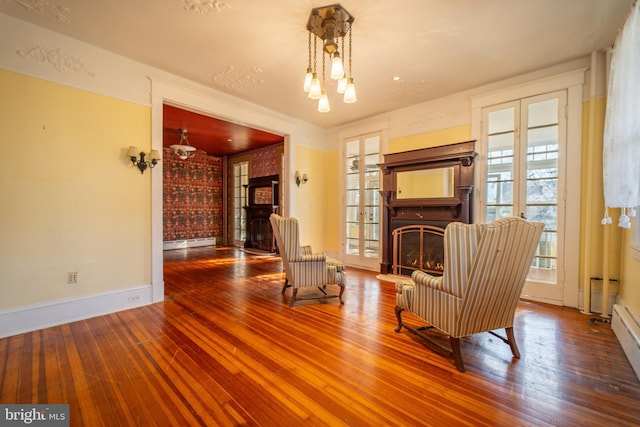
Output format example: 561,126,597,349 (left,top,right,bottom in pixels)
270,214,345,307
394,217,544,372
